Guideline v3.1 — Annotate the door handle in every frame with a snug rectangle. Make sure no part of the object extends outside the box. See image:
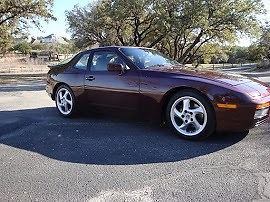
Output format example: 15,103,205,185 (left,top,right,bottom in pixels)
86,75,95,81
